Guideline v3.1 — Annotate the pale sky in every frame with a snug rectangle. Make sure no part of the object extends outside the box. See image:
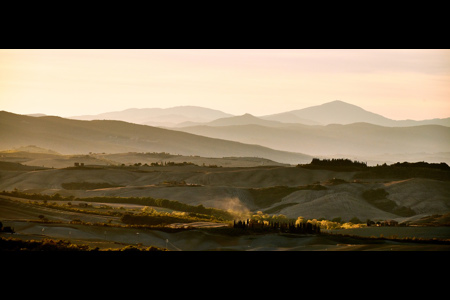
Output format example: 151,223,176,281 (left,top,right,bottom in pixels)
1,49,449,120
